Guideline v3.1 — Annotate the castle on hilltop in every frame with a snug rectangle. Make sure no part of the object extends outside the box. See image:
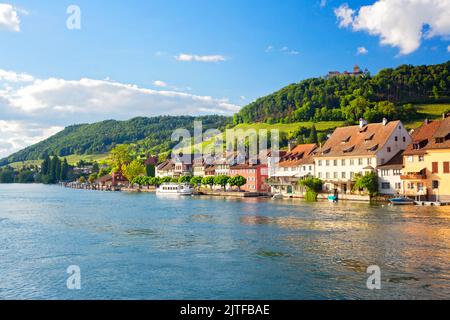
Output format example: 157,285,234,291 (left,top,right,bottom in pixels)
327,65,368,78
